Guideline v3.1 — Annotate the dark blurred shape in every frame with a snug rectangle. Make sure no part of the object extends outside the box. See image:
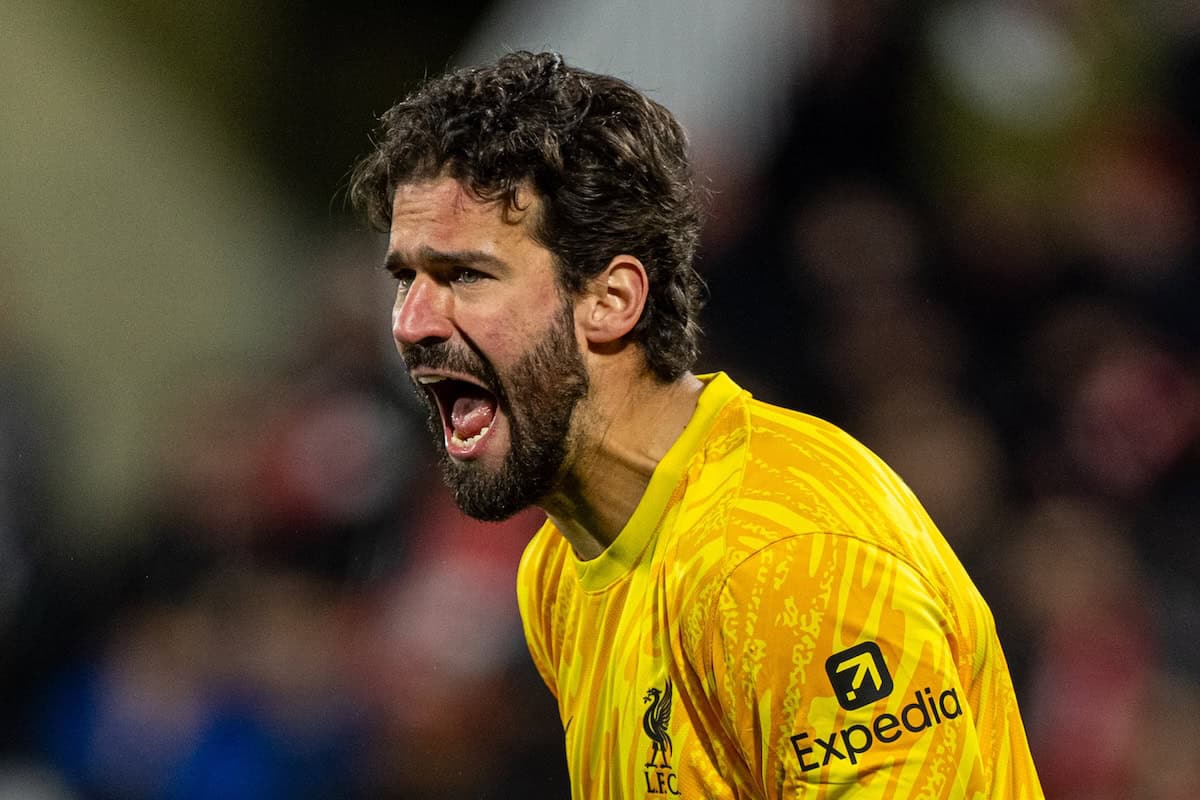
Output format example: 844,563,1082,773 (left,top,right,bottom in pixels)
35,568,366,800
0,272,60,755
0,761,76,800
1004,498,1156,800
350,491,568,799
